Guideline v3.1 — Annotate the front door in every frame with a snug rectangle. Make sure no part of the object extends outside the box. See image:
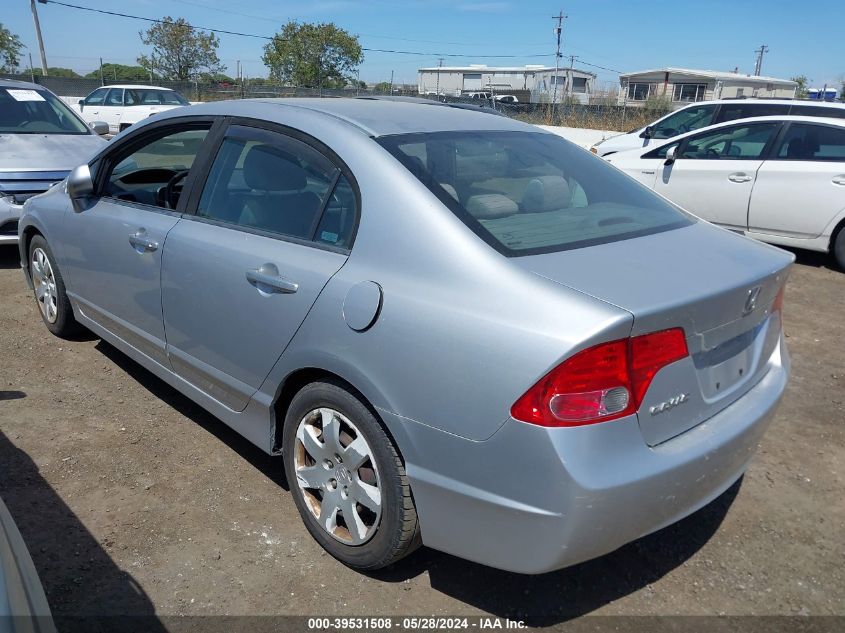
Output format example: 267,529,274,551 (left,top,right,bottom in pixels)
653,121,781,230
161,124,357,411
98,88,125,134
62,121,215,366
749,121,845,237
